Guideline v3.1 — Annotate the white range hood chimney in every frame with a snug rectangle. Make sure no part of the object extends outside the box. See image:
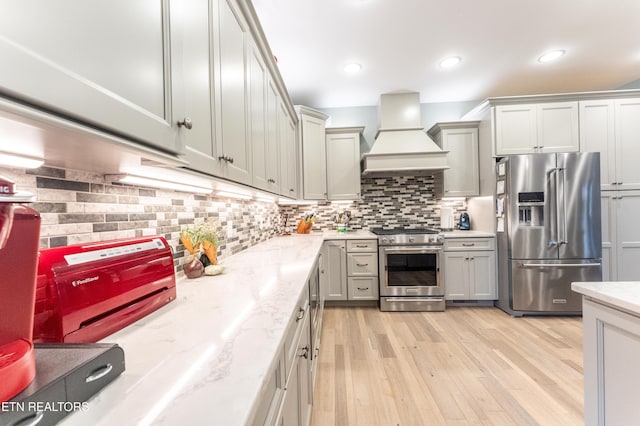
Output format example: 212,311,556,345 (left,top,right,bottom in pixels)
361,92,449,176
